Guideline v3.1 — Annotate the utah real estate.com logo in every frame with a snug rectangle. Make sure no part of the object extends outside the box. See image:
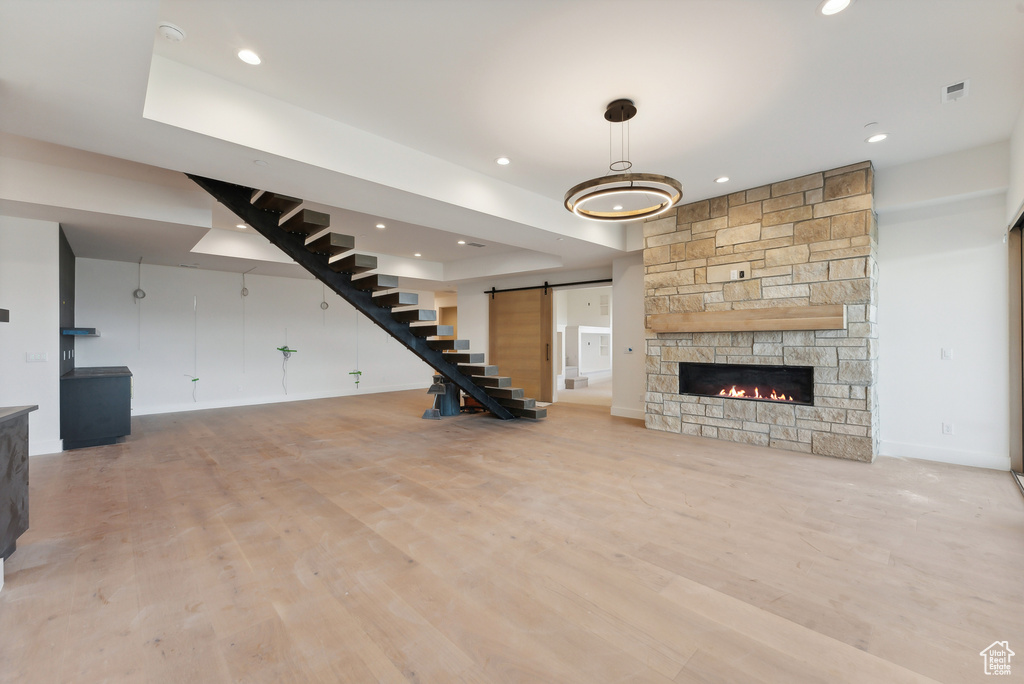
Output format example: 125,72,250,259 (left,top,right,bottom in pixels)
980,641,1014,676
